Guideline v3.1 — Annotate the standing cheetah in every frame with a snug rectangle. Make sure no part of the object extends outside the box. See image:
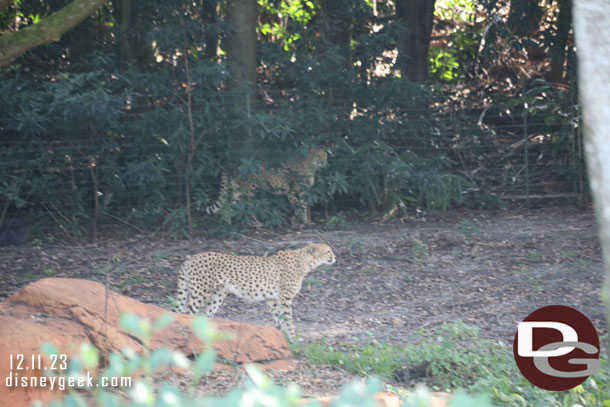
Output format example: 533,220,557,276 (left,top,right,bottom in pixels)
204,148,328,224
175,243,336,340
